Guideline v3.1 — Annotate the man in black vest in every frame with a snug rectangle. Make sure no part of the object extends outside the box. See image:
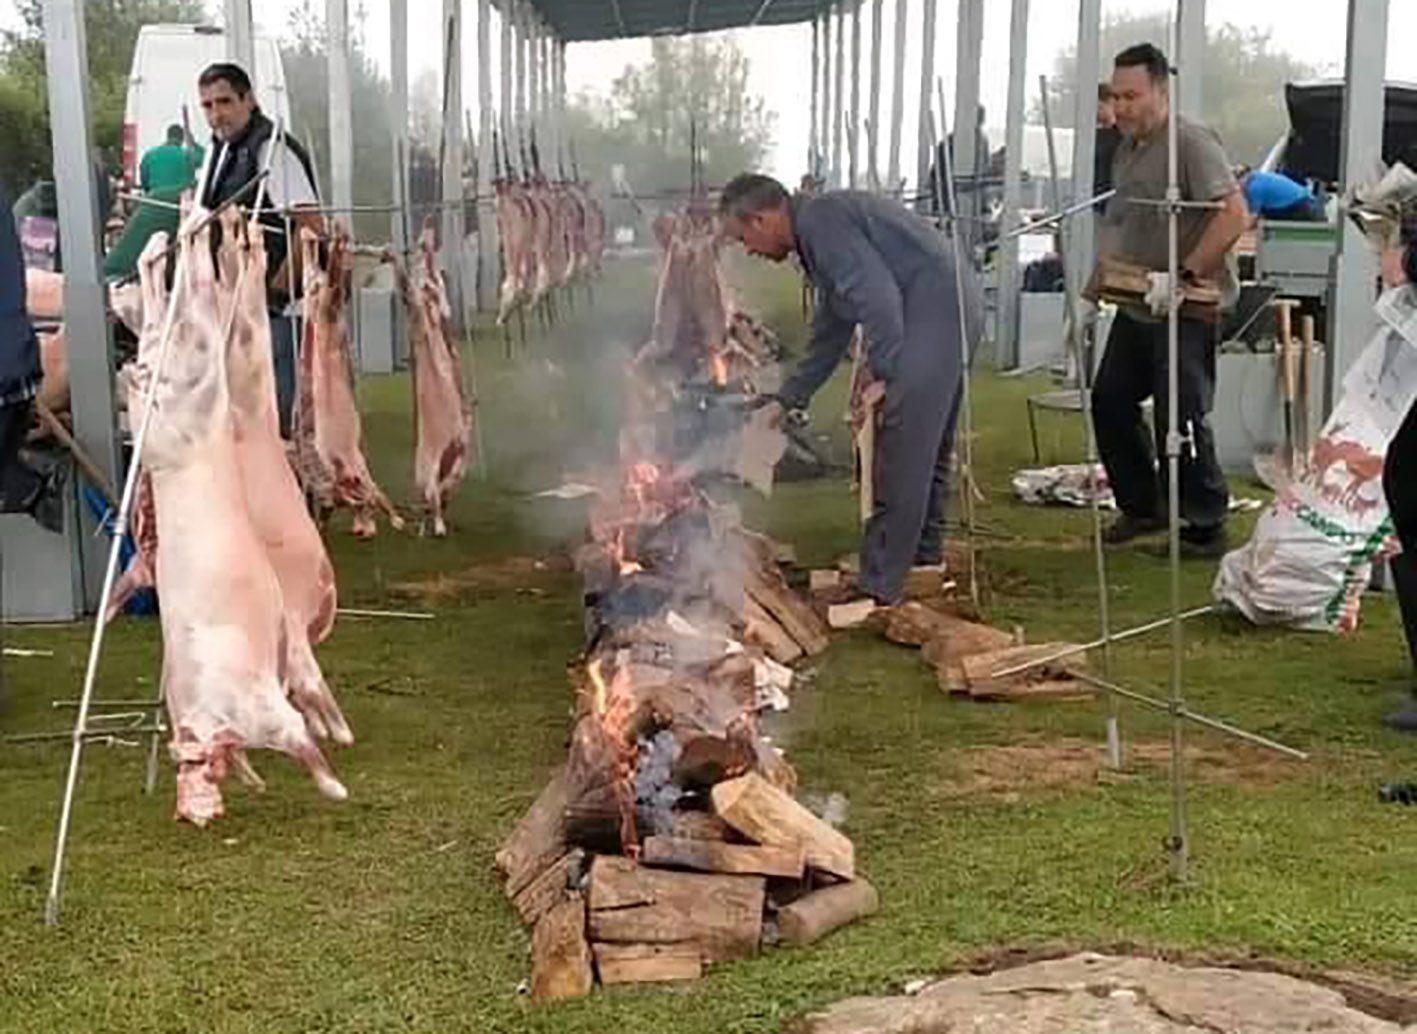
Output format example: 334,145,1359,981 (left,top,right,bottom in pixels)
195,62,321,437
1381,228,1417,731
